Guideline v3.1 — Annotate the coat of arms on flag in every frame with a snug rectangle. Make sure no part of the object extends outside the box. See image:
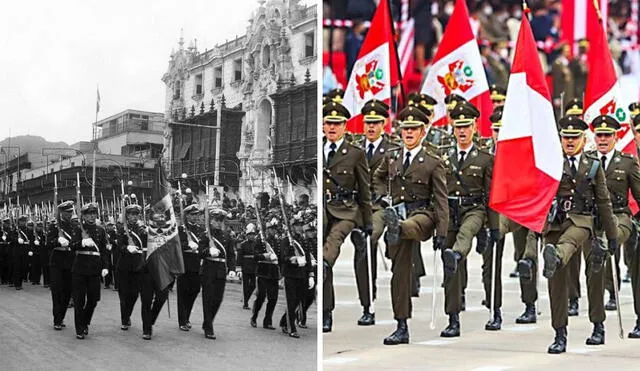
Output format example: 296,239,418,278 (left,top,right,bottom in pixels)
437,60,475,95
